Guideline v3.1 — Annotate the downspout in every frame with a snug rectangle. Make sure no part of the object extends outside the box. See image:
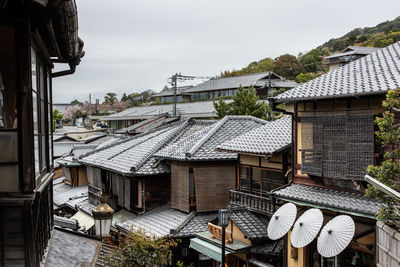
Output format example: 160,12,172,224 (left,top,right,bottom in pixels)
51,38,85,78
